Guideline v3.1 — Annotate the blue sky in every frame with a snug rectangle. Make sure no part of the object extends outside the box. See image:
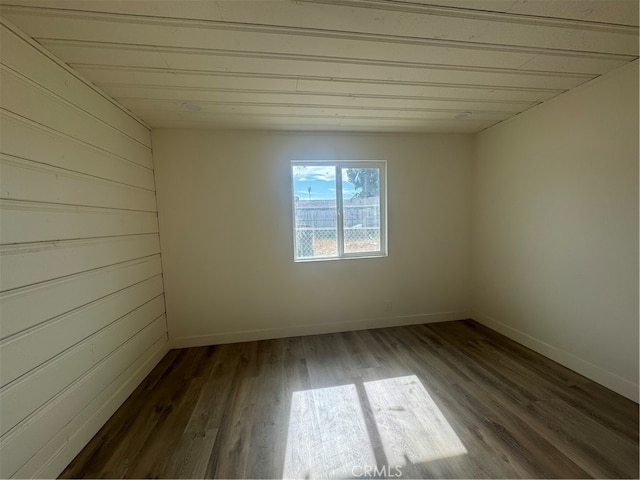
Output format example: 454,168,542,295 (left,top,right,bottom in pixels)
292,165,357,200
